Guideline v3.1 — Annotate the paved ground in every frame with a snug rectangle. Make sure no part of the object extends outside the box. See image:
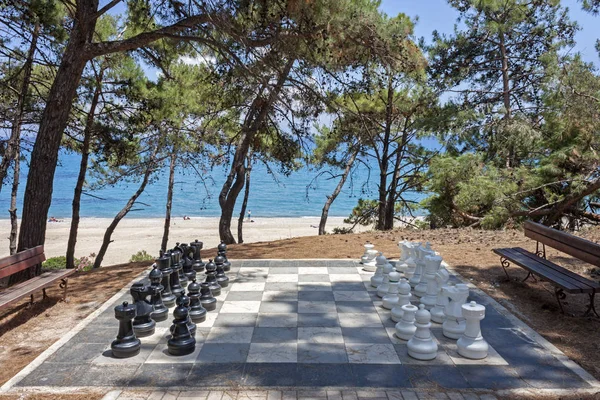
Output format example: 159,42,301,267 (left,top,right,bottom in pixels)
2,260,599,398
